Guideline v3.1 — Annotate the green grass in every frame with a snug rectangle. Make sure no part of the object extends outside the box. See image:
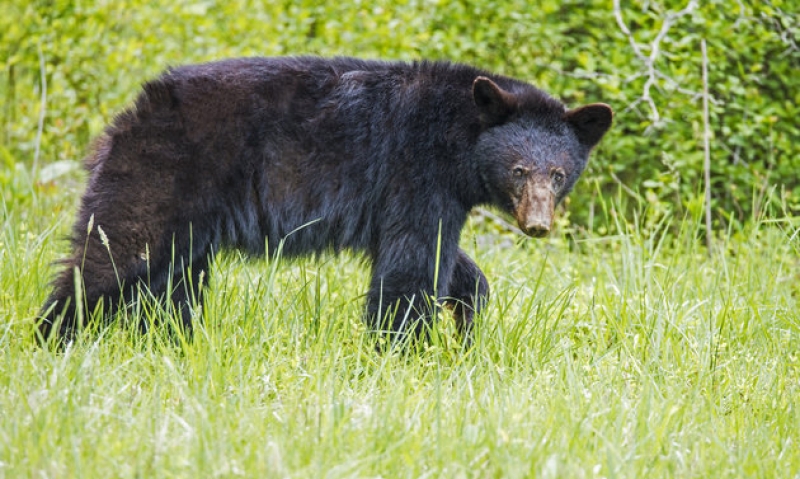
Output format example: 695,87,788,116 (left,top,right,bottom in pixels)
2,179,799,478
